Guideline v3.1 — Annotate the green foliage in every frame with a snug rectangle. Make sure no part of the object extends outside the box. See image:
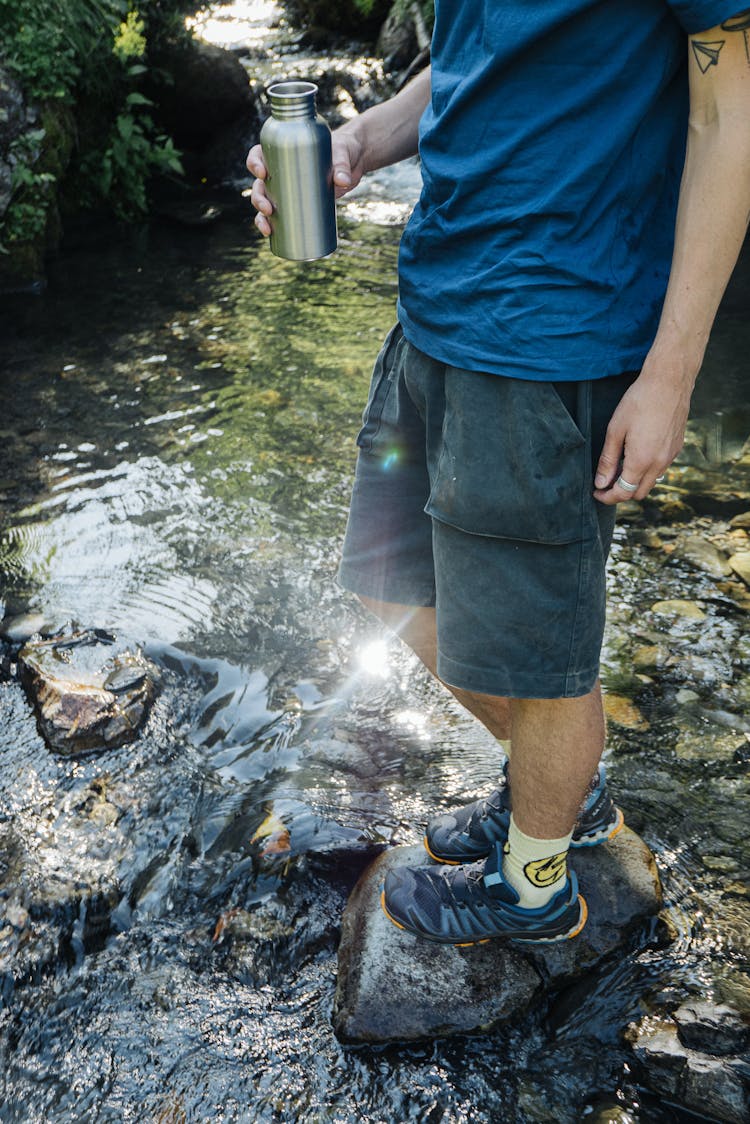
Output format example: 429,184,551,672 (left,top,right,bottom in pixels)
82,93,183,220
0,0,185,246
0,0,127,99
